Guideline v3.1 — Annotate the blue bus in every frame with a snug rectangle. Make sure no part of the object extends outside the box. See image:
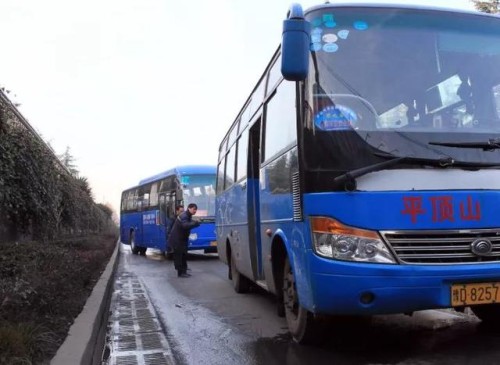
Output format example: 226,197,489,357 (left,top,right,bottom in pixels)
120,165,217,256
216,3,500,343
